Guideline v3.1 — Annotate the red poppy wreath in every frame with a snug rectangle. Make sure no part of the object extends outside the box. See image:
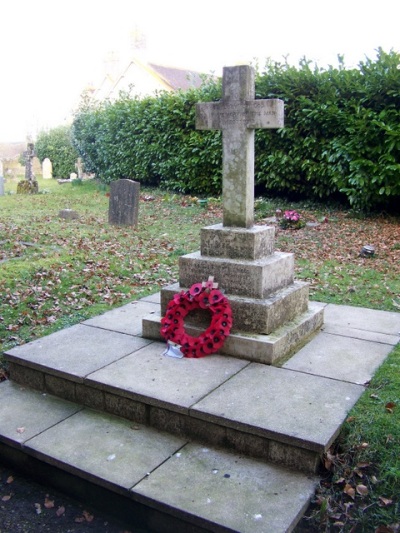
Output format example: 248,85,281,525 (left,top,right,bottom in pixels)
160,277,233,358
